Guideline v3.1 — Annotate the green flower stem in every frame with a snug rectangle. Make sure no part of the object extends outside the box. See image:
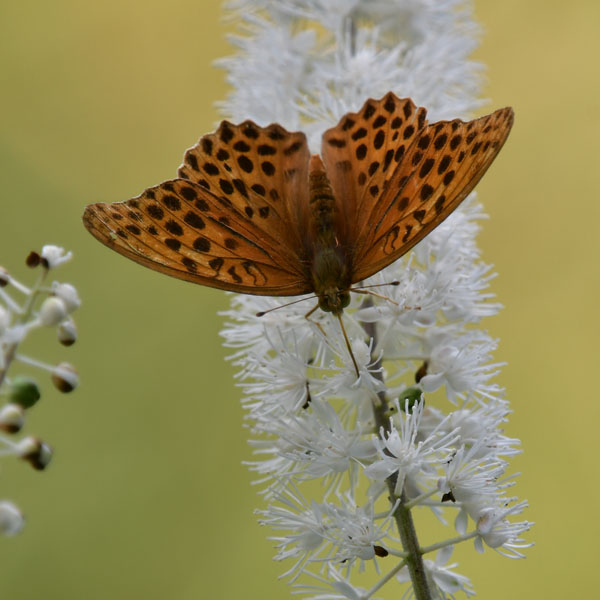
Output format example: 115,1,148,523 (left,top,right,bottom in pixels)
364,559,407,599
362,314,432,600
420,531,478,556
404,489,439,510
0,268,48,388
